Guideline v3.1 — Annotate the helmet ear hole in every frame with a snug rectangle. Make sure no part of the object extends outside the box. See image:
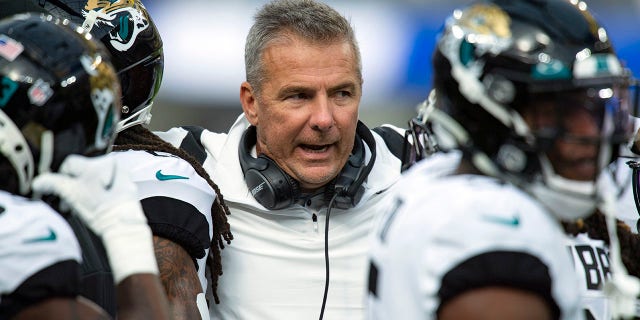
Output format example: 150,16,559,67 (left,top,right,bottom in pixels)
496,143,528,173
